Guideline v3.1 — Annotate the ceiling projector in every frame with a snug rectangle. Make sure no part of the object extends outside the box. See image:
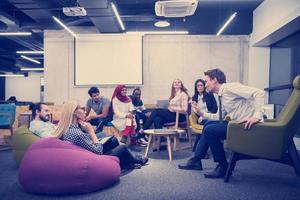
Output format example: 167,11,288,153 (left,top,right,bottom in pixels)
63,7,87,17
